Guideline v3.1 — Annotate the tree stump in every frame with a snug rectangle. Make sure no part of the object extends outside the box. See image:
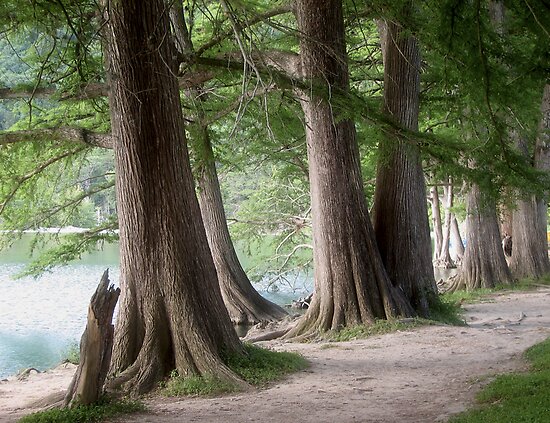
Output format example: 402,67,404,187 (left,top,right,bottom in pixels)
64,269,120,406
